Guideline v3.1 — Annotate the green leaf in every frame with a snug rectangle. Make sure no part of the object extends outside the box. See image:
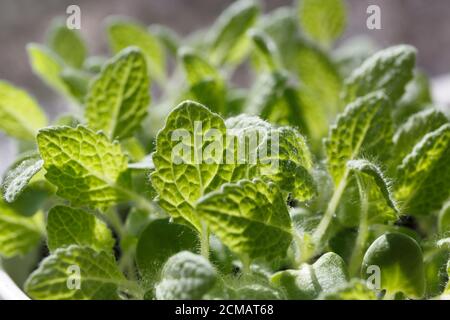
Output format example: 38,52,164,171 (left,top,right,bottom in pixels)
196,179,292,260
298,0,347,46
0,80,48,140
395,124,450,215
179,48,226,114
208,0,260,65
47,20,87,68
439,202,450,234
249,29,283,71
325,92,393,186
2,154,44,203
136,219,199,287
393,108,448,166
46,206,114,253
343,45,416,103
0,200,44,258
27,44,76,102
107,19,165,82
362,233,425,298
37,125,129,210
347,159,398,223
149,24,180,56
271,252,349,299
319,279,378,300
423,245,449,297
85,47,150,140
155,251,217,300
25,245,126,300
